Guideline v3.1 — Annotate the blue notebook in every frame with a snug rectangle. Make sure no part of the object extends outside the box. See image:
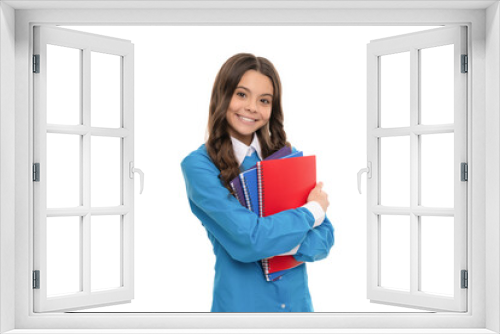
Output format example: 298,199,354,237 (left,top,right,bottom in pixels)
267,269,288,281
